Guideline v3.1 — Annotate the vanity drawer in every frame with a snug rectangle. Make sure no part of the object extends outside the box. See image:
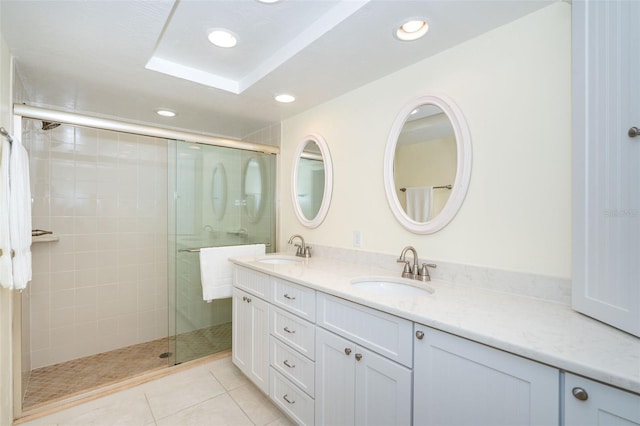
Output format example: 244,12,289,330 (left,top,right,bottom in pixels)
270,368,315,426
270,336,315,397
316,293,413,367
272,277,316,321
233,266,271,300
270,306,315,360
